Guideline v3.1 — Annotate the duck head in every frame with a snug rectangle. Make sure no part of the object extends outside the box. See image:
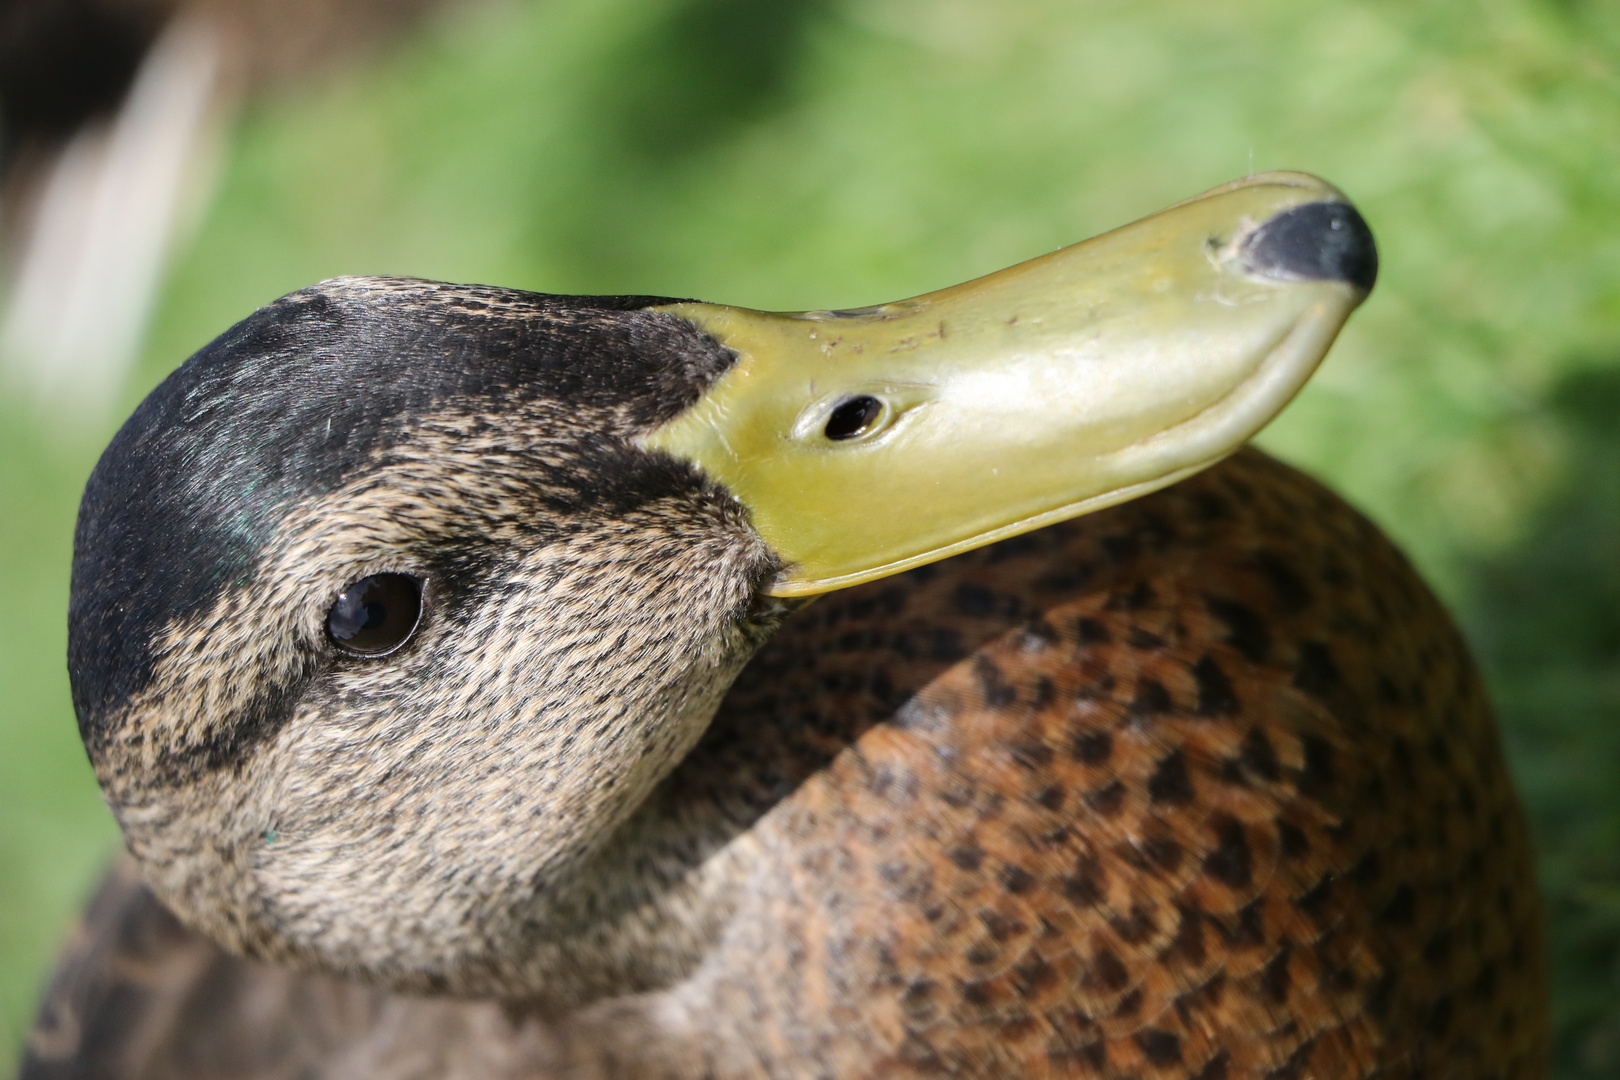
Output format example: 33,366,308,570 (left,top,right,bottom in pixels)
67,172,1375,1001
